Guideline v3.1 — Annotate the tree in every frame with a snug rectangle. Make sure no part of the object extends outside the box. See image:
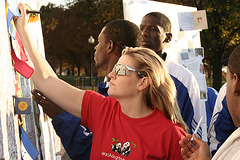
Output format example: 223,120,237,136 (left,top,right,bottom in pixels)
40,3,68,75
93,0,123,24
40,0,238,91
193,0,240,91
64,0,100,76
57,0,123,76
154,0,240,90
